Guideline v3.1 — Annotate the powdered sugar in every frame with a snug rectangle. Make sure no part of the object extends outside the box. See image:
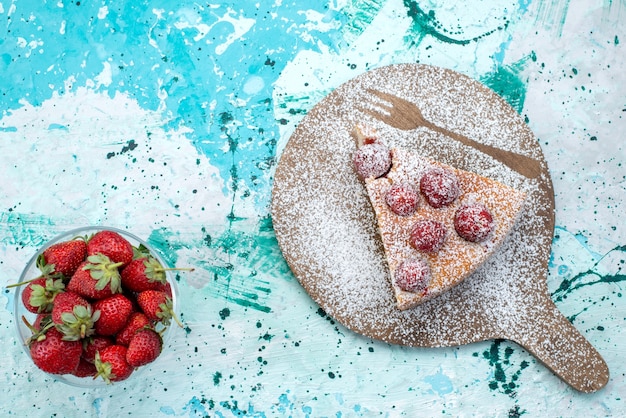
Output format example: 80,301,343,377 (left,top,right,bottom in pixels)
272,63,556,348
